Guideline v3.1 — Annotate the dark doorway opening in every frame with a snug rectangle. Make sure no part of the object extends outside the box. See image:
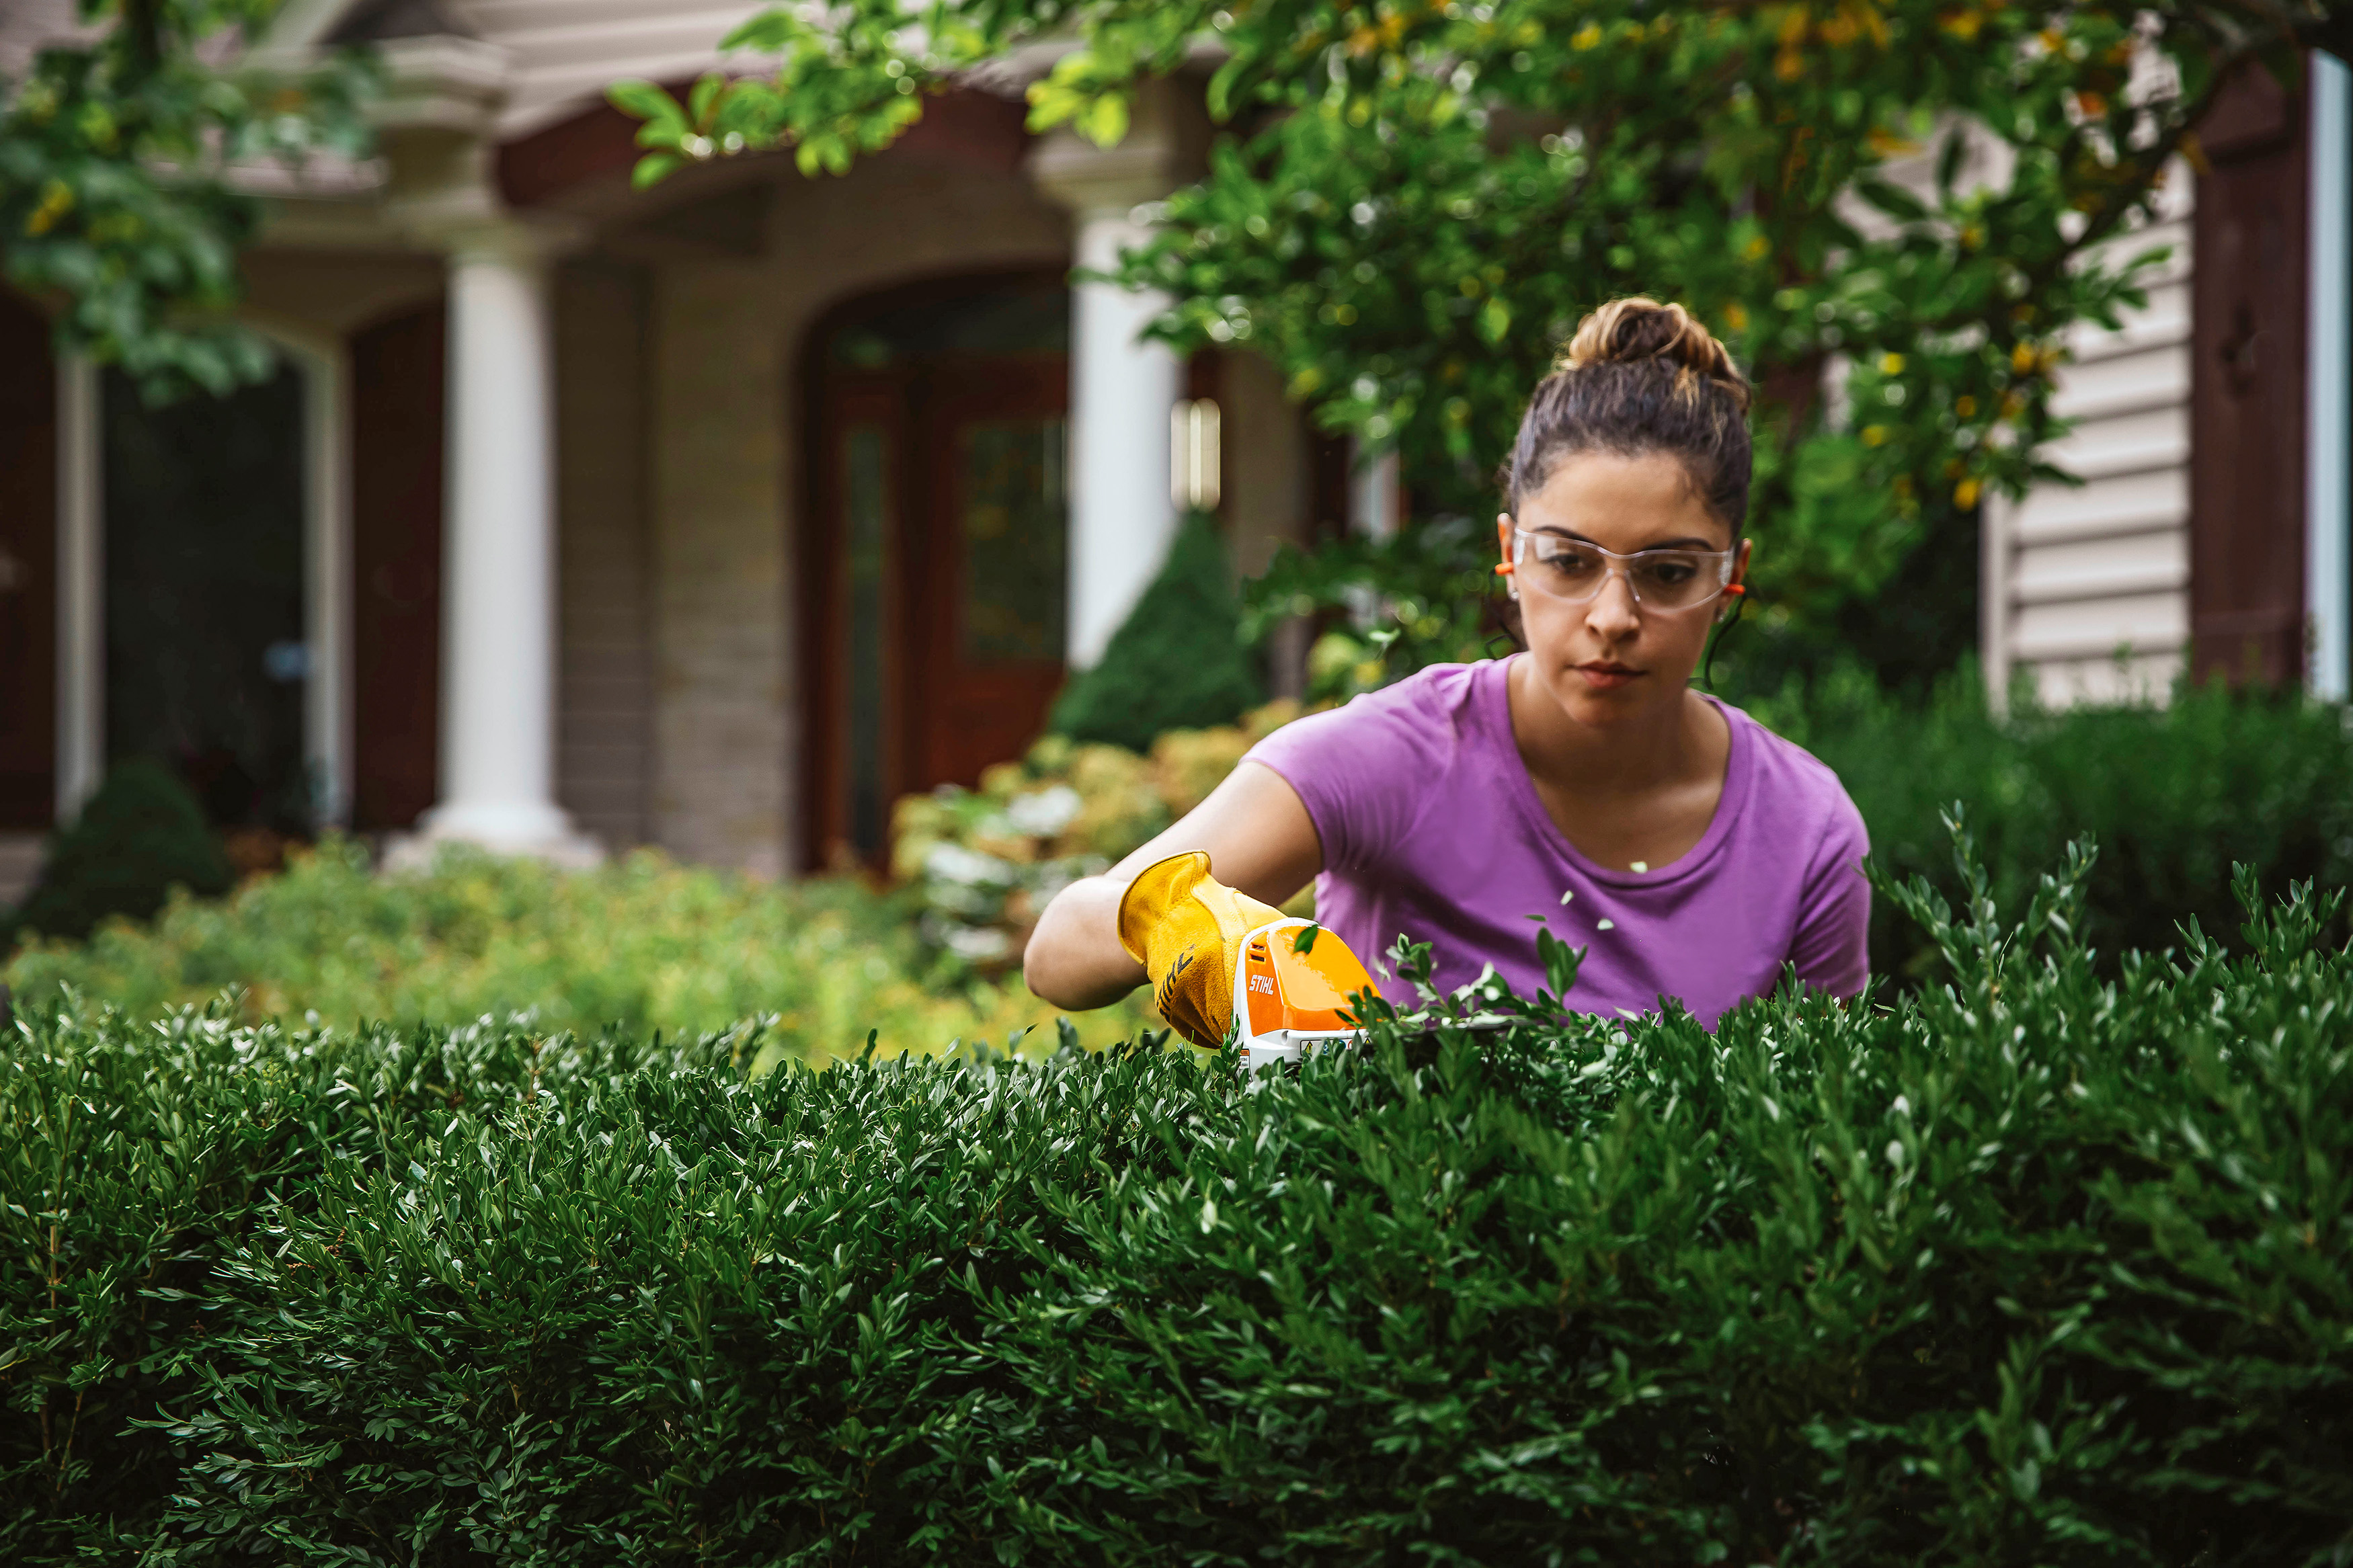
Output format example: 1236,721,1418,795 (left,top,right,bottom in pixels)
799,271,1071,870
102,363,311,833
0,292,57,829
349,302,446,833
